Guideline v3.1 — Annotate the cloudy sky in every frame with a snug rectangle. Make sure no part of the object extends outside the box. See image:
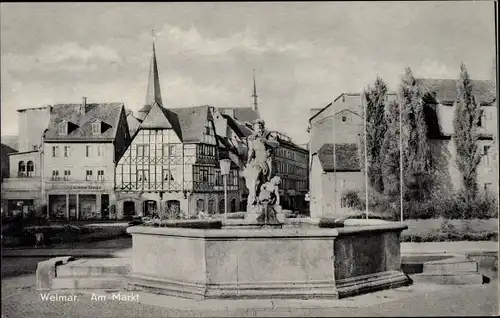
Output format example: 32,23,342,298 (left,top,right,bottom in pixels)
1,2,496,144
